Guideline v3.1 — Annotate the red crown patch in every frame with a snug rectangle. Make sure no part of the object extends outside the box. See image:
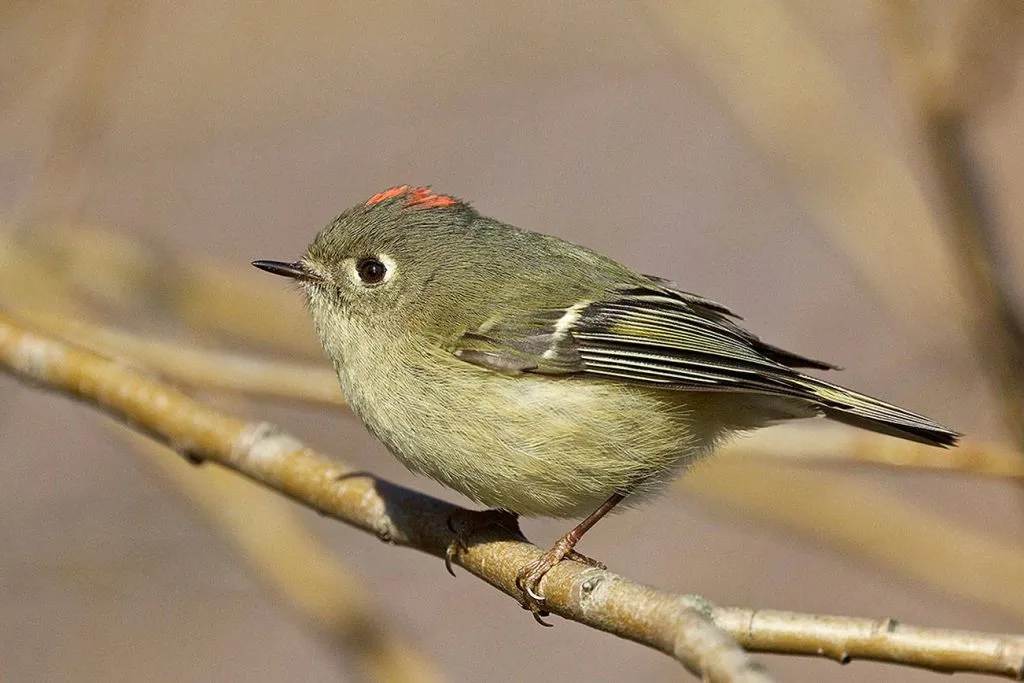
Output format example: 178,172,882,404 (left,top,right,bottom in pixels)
365,185,458,209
